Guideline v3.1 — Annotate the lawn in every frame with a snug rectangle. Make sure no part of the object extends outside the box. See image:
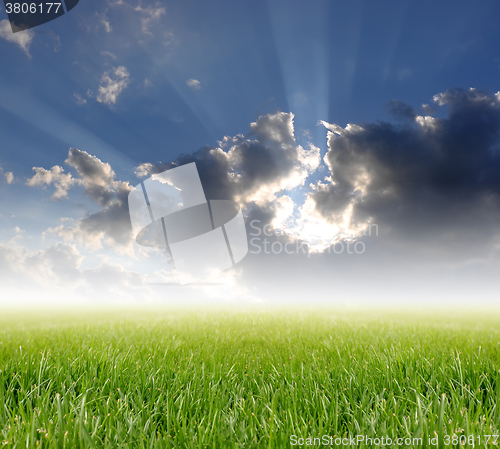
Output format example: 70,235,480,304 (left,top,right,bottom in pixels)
1,308,499,448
